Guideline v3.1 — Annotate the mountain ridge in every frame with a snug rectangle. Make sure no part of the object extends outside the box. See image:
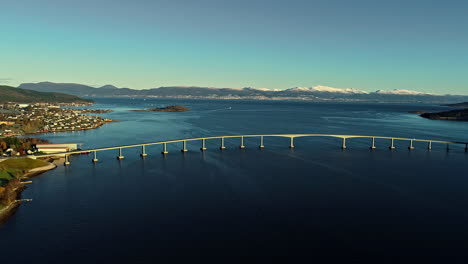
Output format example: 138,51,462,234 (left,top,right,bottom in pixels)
17,82,468,103
0,85,93,104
